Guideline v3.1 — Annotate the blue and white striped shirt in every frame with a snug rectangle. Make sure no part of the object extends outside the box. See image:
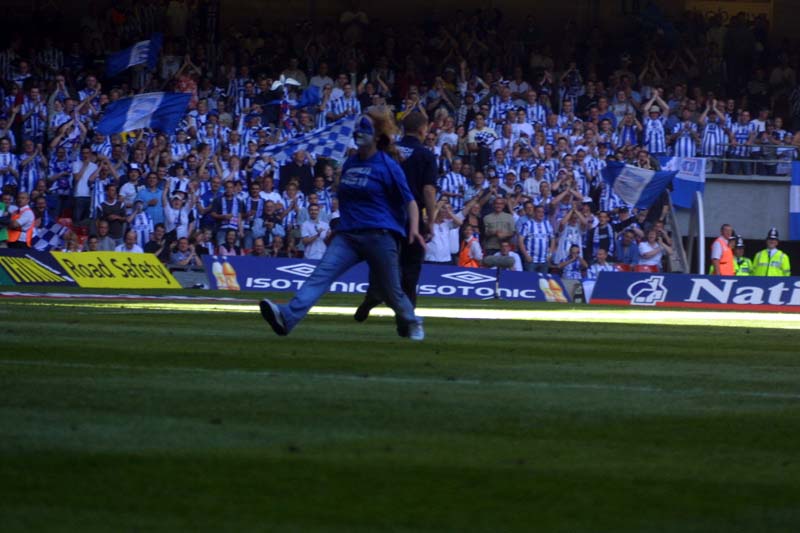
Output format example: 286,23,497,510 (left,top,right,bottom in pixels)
129,211,154,248
438,171,468,212
519,218,554,263
644,117,667,154
18,154,45,193
0,152,18,187
730,122,756,157
671,122,698,157
701,120,727,157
